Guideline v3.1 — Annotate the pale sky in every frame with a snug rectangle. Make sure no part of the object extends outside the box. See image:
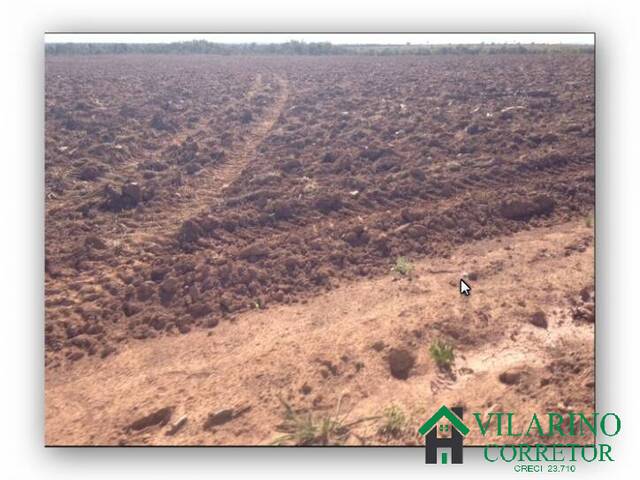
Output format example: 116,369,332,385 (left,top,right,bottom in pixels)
45,33,594,45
